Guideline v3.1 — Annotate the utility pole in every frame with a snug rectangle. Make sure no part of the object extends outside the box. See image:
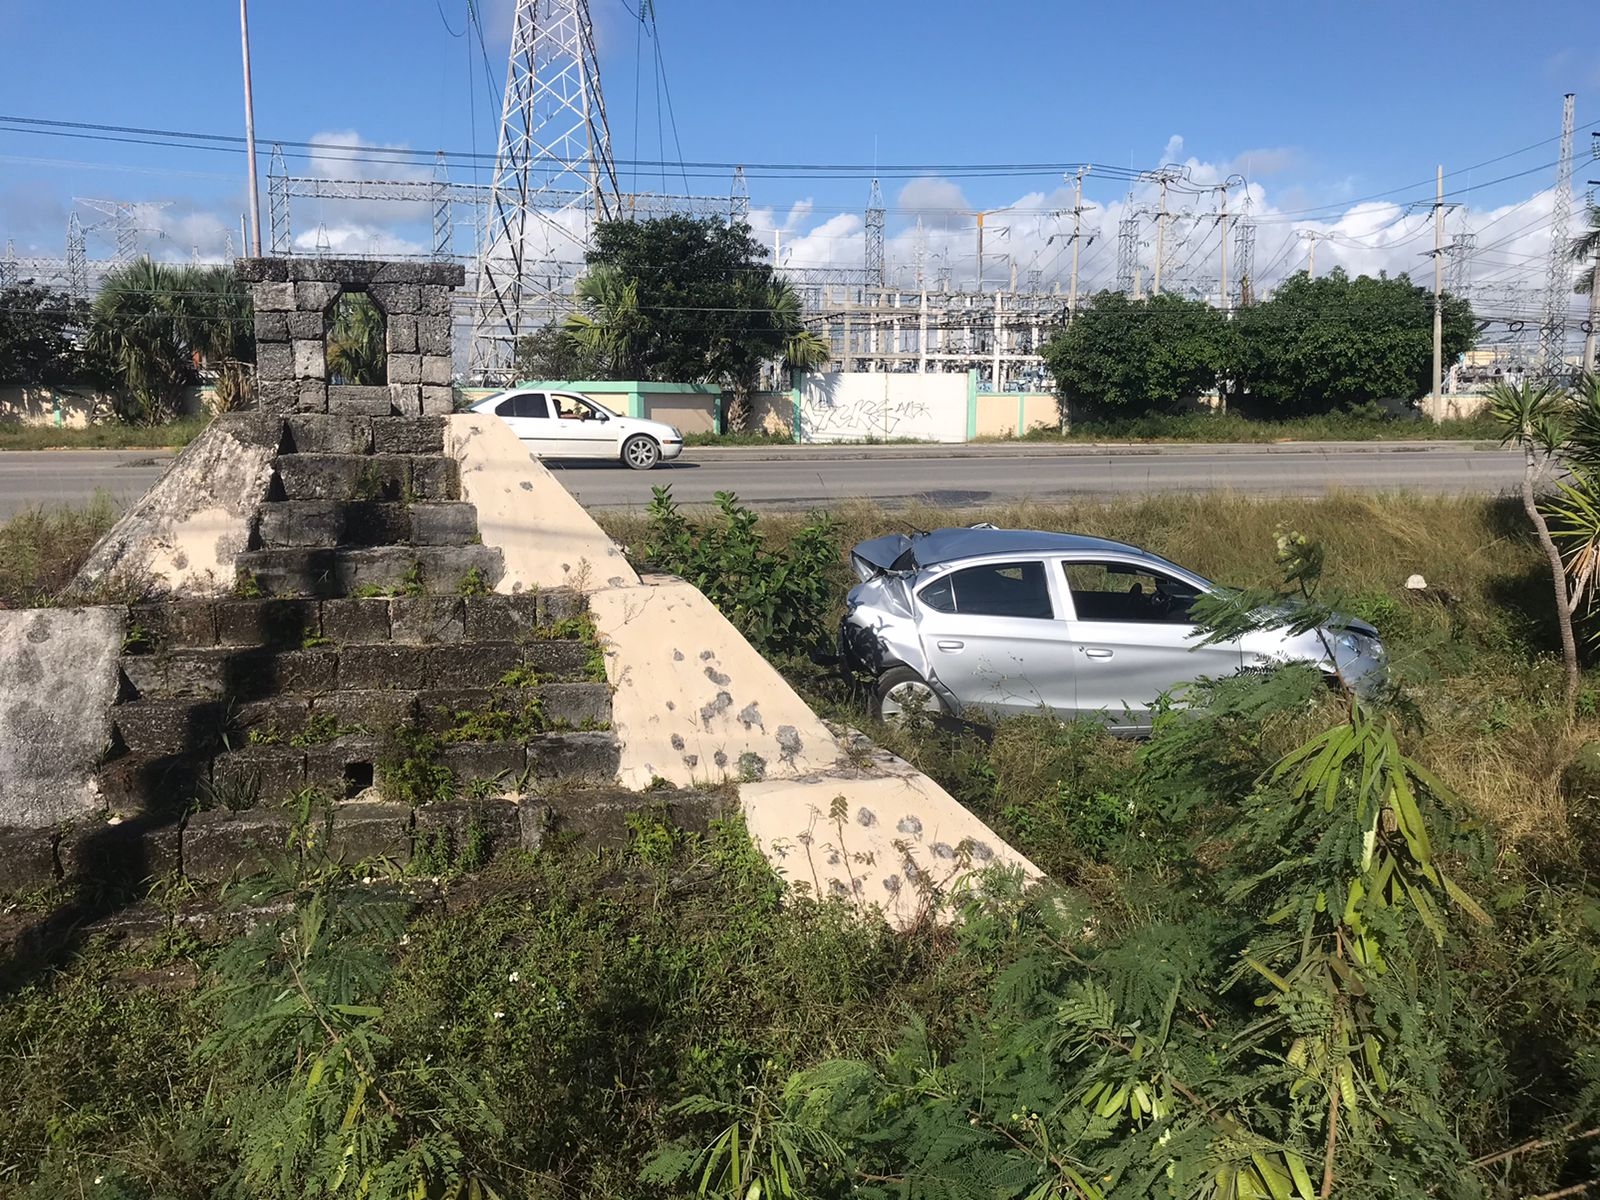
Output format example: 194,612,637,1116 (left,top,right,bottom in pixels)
1586,133,1600,374
239,0,262,256
1067,165,1090,319
976,211,986,292
1215,175,1242,313
1296,229,1330,278
1153,176,1169,294
1432,165,1444,408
